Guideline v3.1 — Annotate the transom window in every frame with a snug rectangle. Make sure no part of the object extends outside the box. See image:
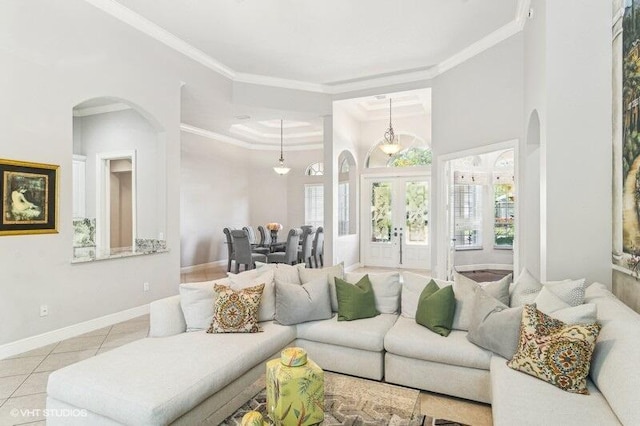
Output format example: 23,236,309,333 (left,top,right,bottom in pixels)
305,162,324,176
